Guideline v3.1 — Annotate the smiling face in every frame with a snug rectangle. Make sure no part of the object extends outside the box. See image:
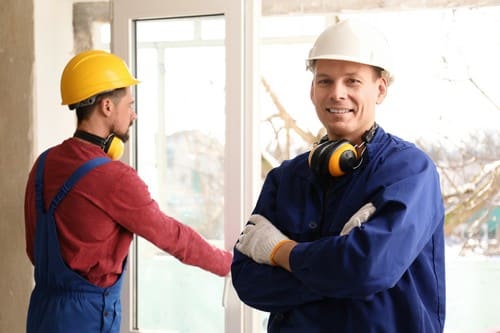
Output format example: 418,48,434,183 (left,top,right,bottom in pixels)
310,59,388,144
